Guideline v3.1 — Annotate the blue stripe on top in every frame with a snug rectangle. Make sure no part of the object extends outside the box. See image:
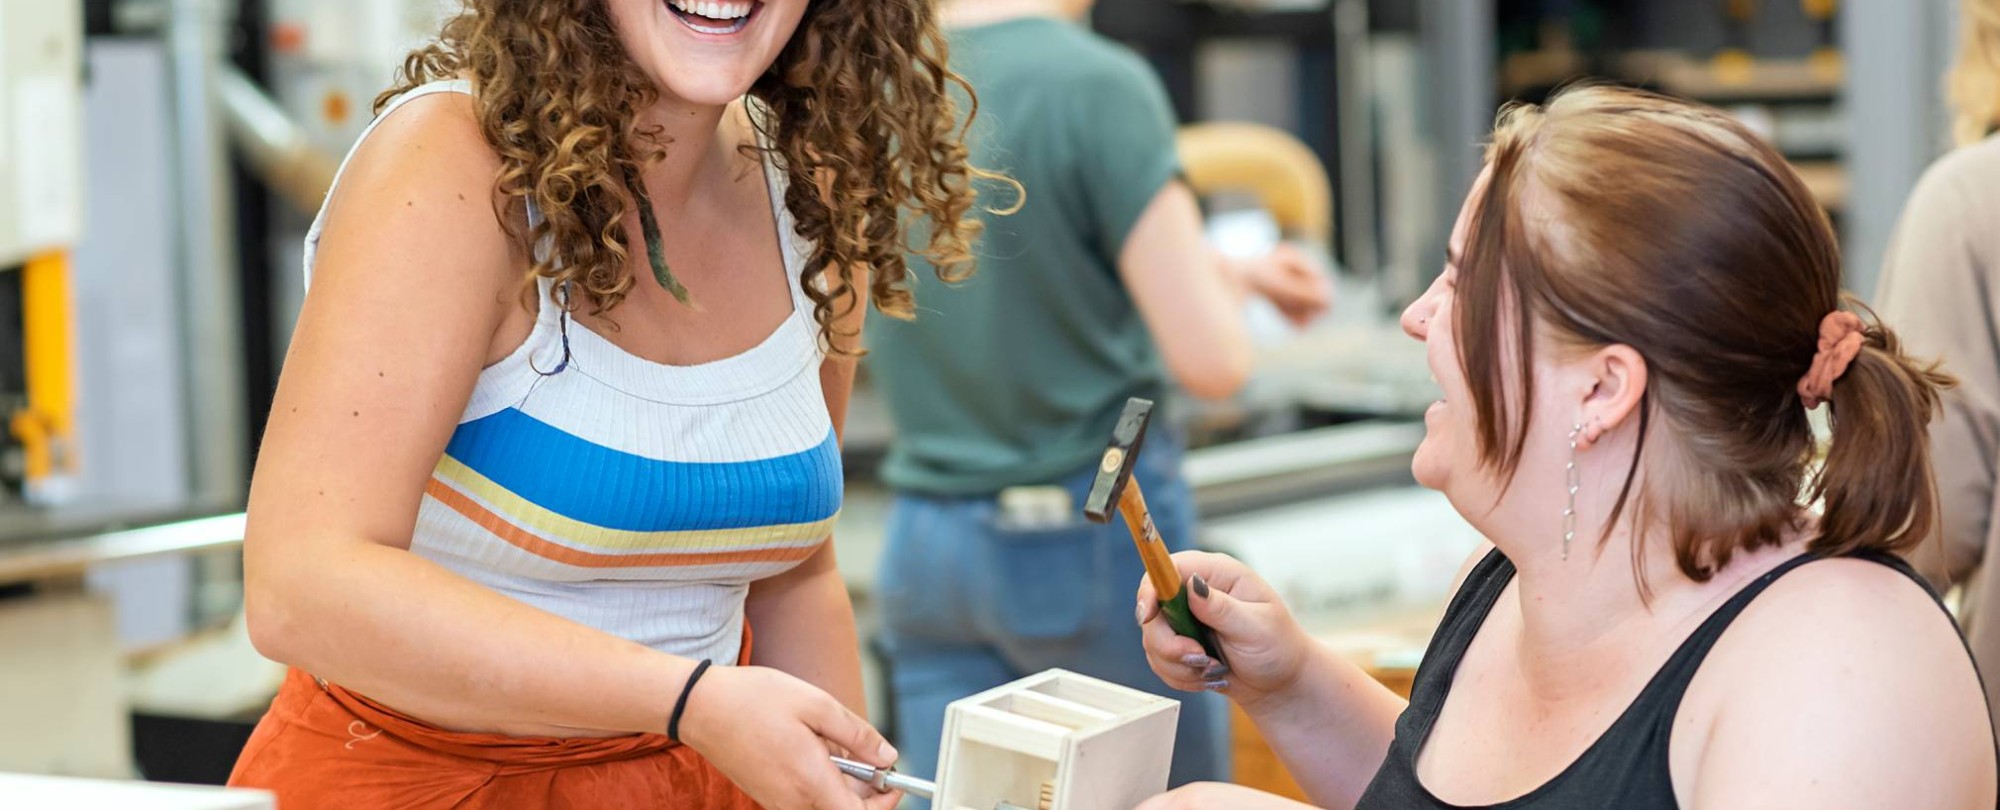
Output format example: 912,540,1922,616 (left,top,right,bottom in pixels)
443,408,843,533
